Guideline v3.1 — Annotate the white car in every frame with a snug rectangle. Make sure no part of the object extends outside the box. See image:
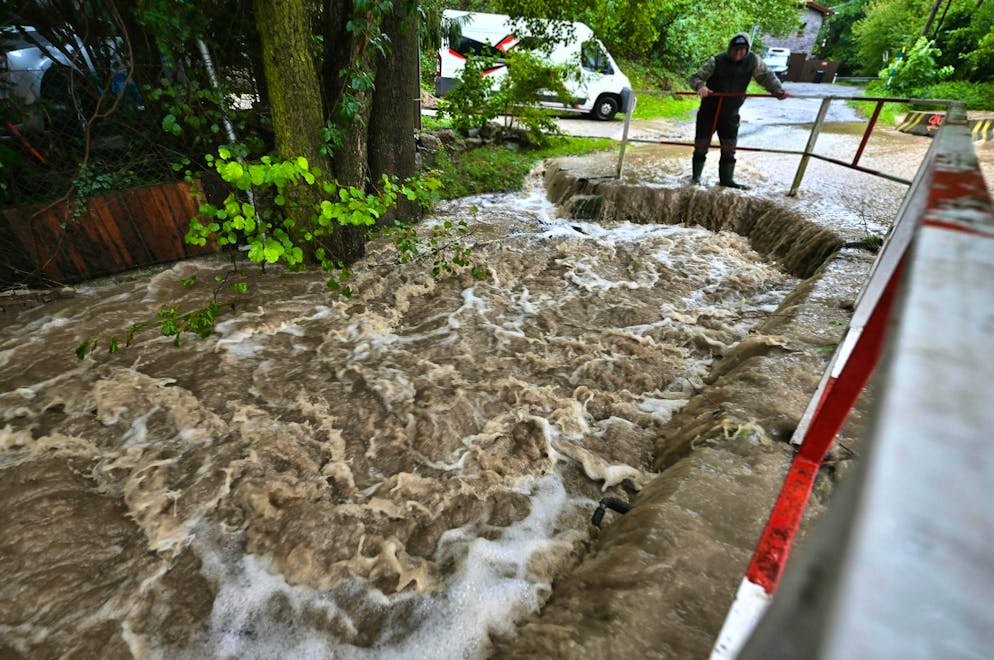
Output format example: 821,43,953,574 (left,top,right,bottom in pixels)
1,27,63,107
1,26,102,132
762,47,790,82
